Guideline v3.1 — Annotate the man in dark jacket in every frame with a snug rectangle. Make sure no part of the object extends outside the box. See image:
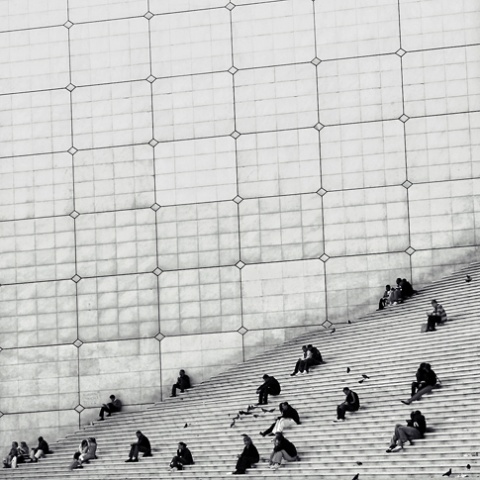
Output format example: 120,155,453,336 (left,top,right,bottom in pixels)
256,374,281,405
386,410,426,452
98,394,122,420
231,434,259,475
260,402,301,436
171,370,191,397
334,387,360,421
31,437,51,462
169,442,194,470
269,433,298,470
125,431,152,462
402,363,438,404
